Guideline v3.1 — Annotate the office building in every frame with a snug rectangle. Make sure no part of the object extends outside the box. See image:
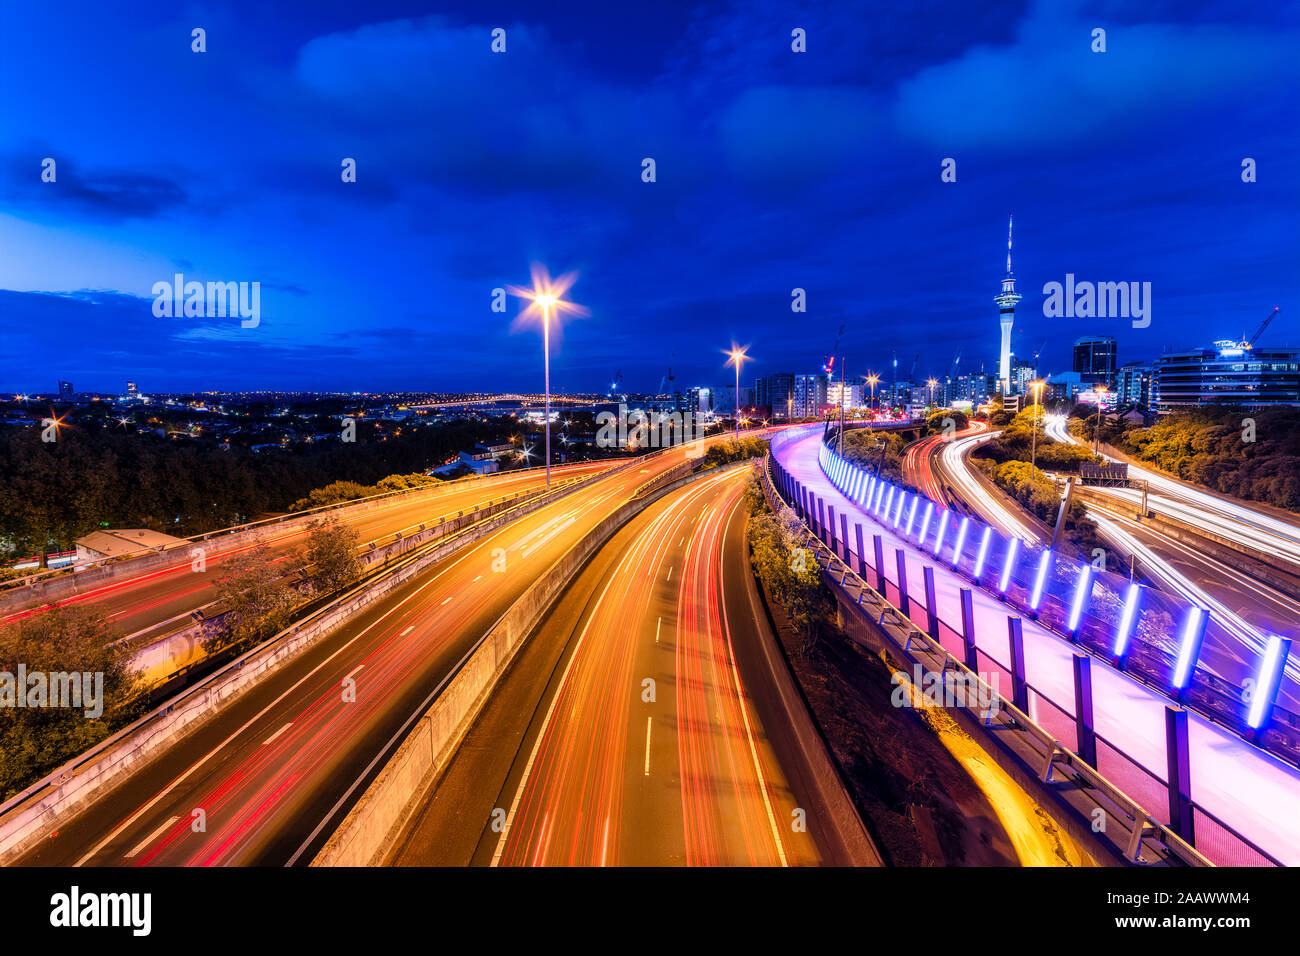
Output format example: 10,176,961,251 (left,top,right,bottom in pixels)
755,373,796,420
1115,362,1152,410
58,380,74,400
1154,341,1300,411
792,373,828,419
1073,335,1117,388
